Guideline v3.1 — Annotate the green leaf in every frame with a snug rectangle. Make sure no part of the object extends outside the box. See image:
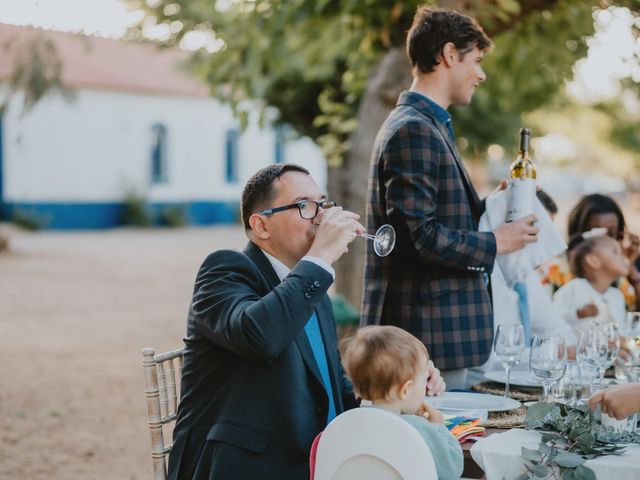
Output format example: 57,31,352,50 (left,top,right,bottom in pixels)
532,464,549,478
522,447,543,462
554,452,586,468
539,442,553,456
575,432,595,448
573,465,597,480
526,402,555,424
561,469,574,480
